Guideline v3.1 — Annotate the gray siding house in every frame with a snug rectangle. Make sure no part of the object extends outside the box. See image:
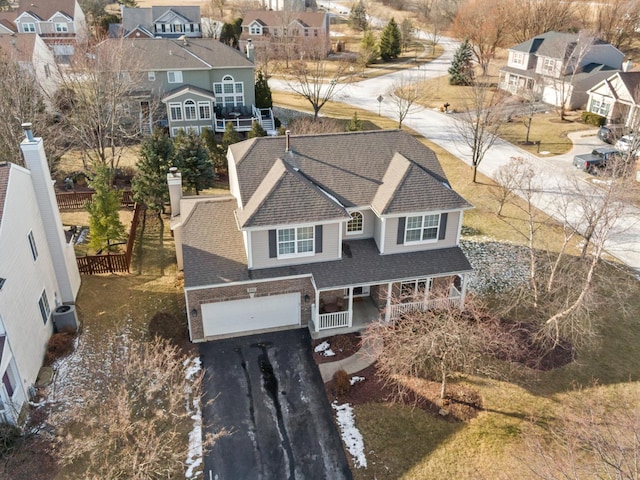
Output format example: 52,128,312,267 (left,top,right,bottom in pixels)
168,130,474,342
